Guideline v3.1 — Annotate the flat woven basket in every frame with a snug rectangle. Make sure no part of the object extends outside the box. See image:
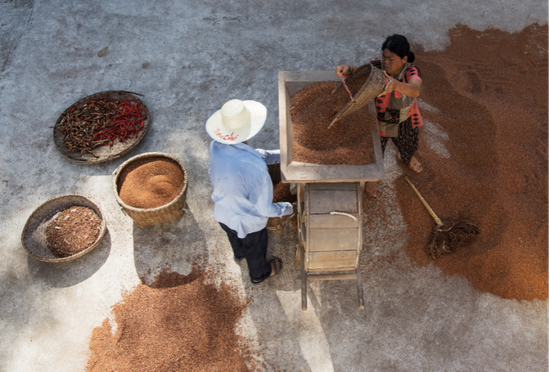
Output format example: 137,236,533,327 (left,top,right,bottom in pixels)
53,90,151,165
112,152,188,228
329,63,386,127
21,195,107,262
